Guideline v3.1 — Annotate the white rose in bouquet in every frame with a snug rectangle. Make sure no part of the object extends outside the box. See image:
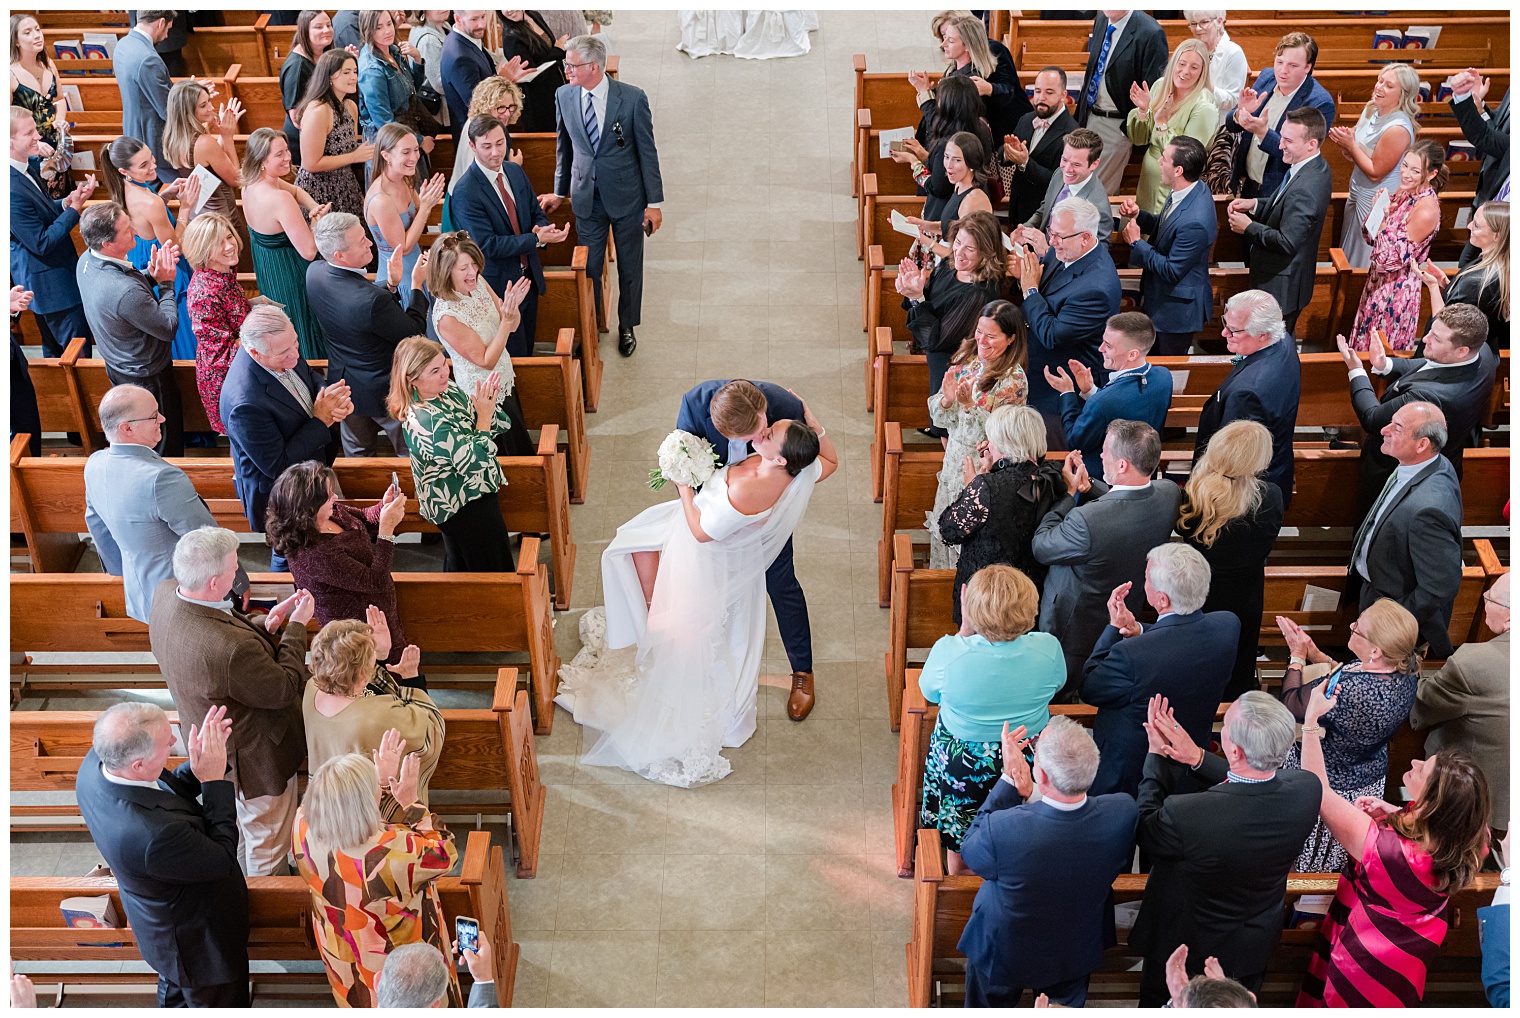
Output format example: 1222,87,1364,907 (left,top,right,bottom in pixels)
649,430,720,490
